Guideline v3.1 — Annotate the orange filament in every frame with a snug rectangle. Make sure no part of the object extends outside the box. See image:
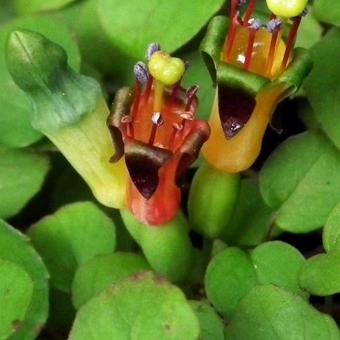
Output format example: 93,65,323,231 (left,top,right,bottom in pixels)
224,26,288,79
